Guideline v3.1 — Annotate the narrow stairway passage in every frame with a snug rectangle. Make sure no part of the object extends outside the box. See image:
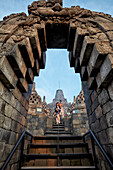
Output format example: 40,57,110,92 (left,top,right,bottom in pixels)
21,121,96,170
